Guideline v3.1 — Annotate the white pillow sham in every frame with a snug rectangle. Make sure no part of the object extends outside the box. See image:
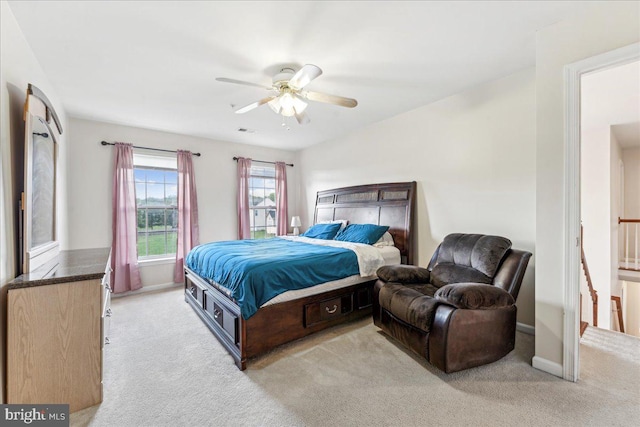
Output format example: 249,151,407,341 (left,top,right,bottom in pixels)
373,231,395,247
